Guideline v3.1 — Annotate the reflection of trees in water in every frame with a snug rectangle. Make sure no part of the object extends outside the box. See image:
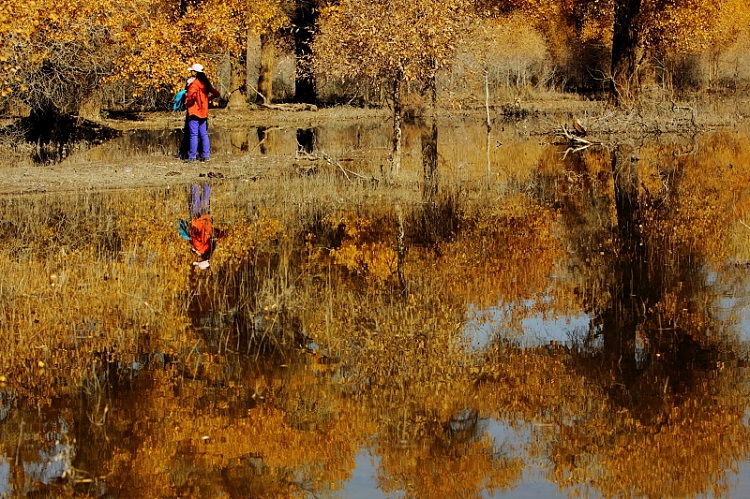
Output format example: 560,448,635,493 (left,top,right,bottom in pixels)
375,408,524,498
296,128,316,155
411,117,463,248
6,128,750,496
534,140,750,498
302,198,559,497
6,107,121,164
593,141,722,398
62,359,359,498
257,126,268,154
